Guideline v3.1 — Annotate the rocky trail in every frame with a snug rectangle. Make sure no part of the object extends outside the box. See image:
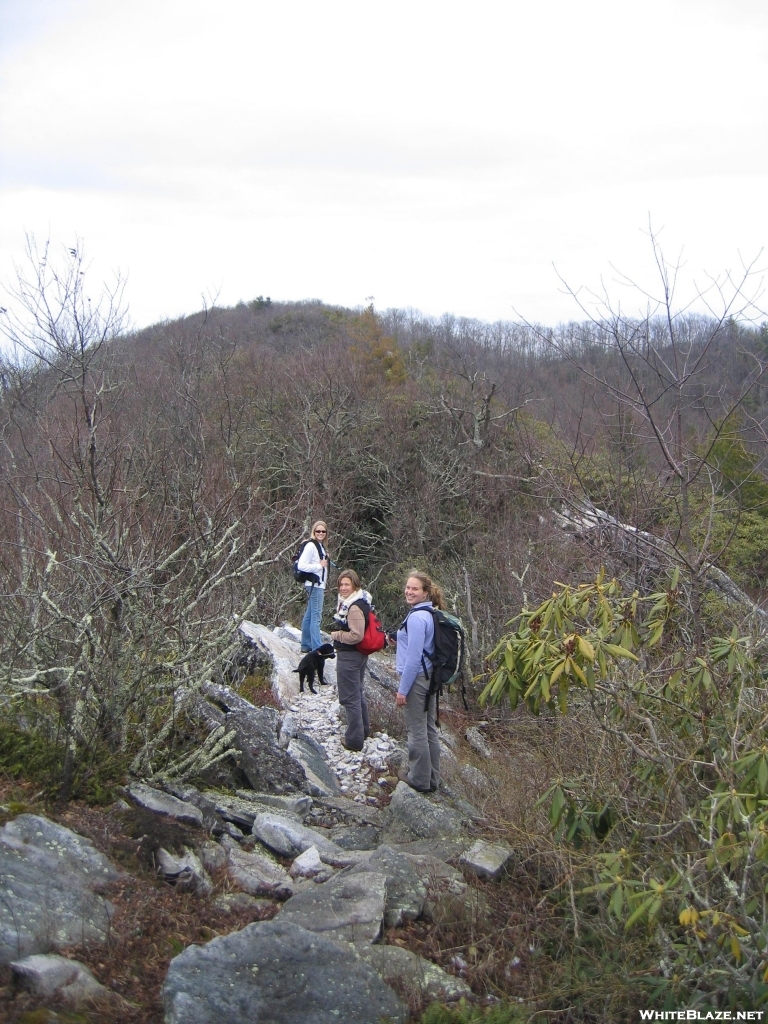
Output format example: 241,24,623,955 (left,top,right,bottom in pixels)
0,621,512,1024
